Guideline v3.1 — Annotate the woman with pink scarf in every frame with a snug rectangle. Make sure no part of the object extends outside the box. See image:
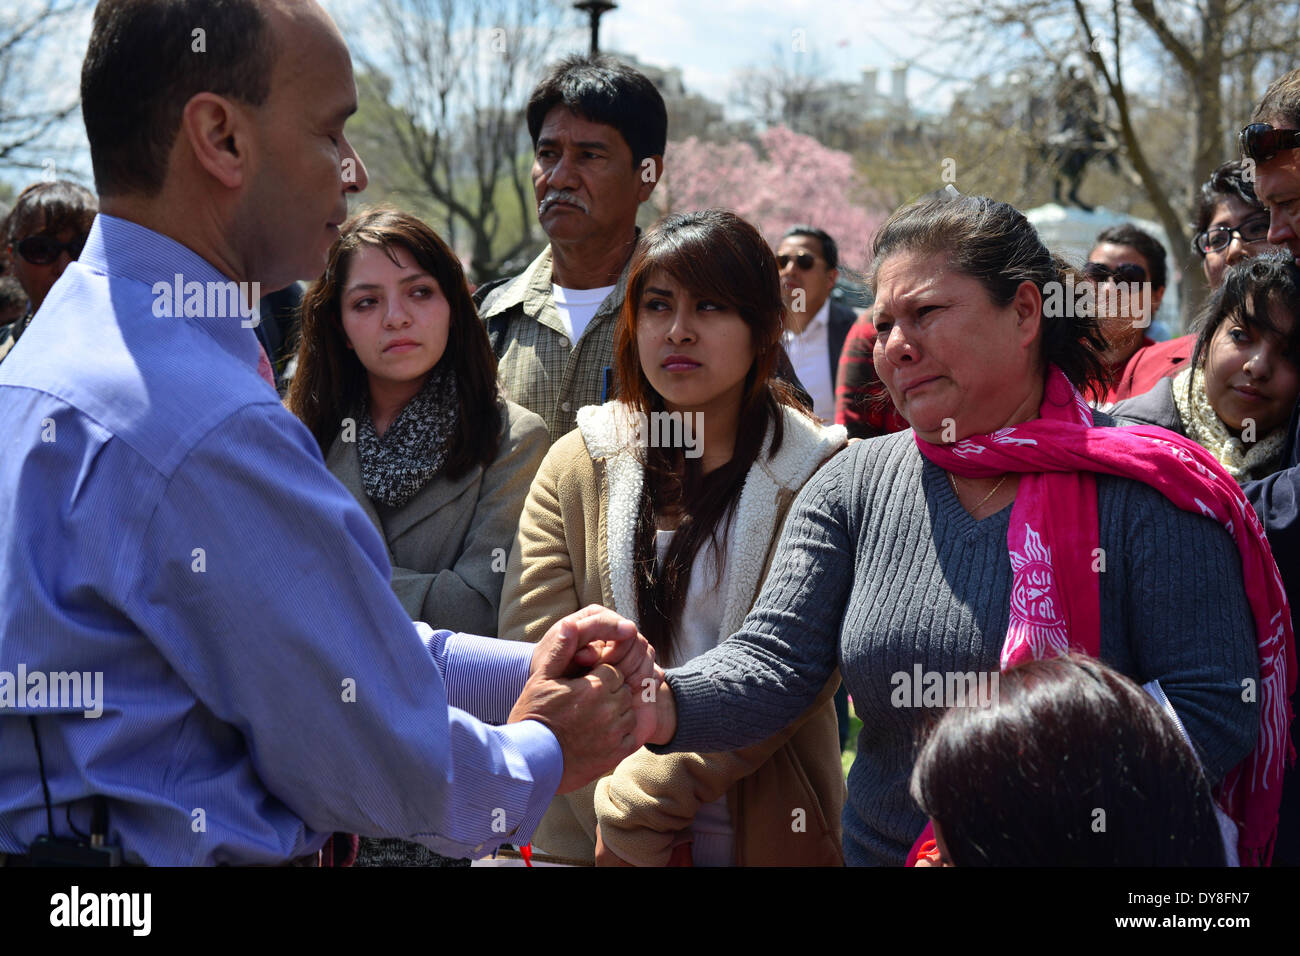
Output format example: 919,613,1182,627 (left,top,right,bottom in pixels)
630,195,1296,867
